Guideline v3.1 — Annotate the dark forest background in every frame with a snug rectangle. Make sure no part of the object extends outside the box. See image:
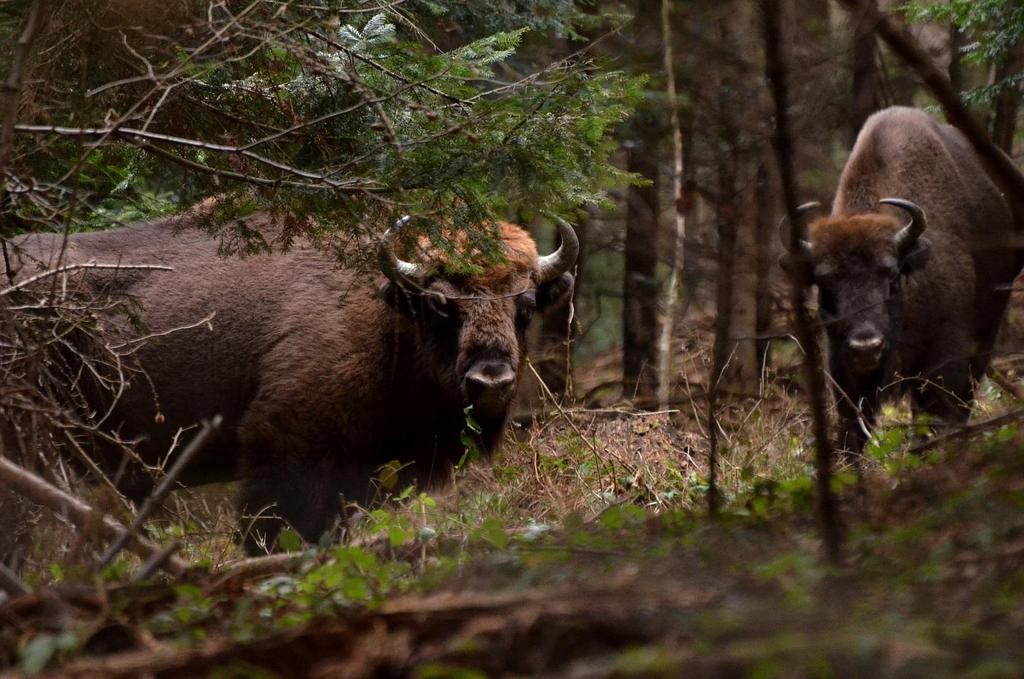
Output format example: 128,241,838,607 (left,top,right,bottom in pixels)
4,1,1024,676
